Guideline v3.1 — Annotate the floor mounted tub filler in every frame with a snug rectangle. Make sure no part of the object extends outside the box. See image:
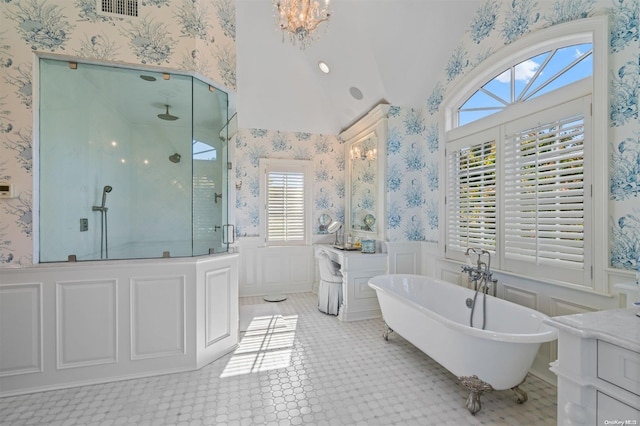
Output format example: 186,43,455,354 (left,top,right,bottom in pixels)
368,274,557,415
